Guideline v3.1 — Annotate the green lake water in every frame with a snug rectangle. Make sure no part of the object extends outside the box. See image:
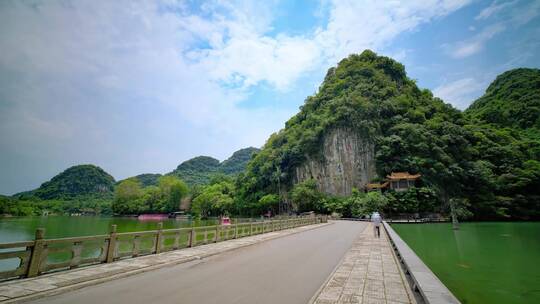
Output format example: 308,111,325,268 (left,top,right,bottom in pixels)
0,216,219,272
0,216,218,243
392,222,540,304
